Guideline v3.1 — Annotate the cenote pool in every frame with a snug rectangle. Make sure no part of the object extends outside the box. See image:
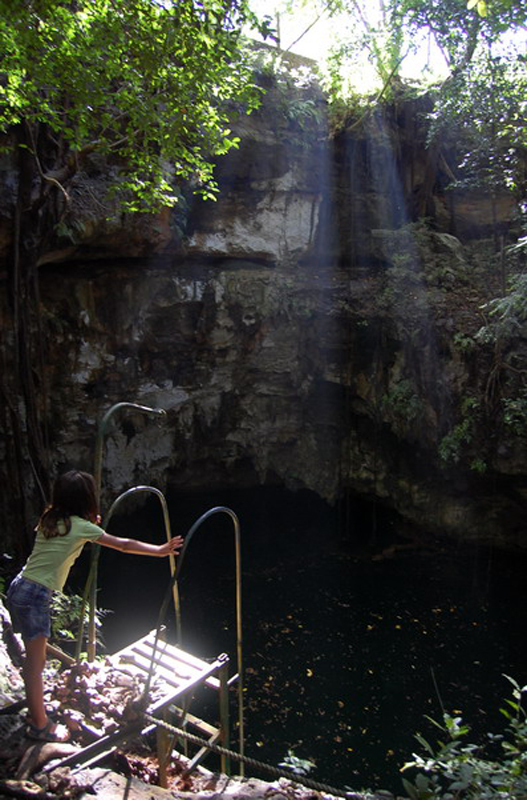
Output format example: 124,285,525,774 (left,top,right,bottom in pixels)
85,487,527,794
